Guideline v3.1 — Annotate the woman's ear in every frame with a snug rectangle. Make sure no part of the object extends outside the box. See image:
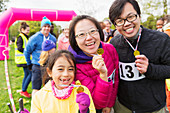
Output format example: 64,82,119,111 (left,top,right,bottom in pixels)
46,67,52,77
